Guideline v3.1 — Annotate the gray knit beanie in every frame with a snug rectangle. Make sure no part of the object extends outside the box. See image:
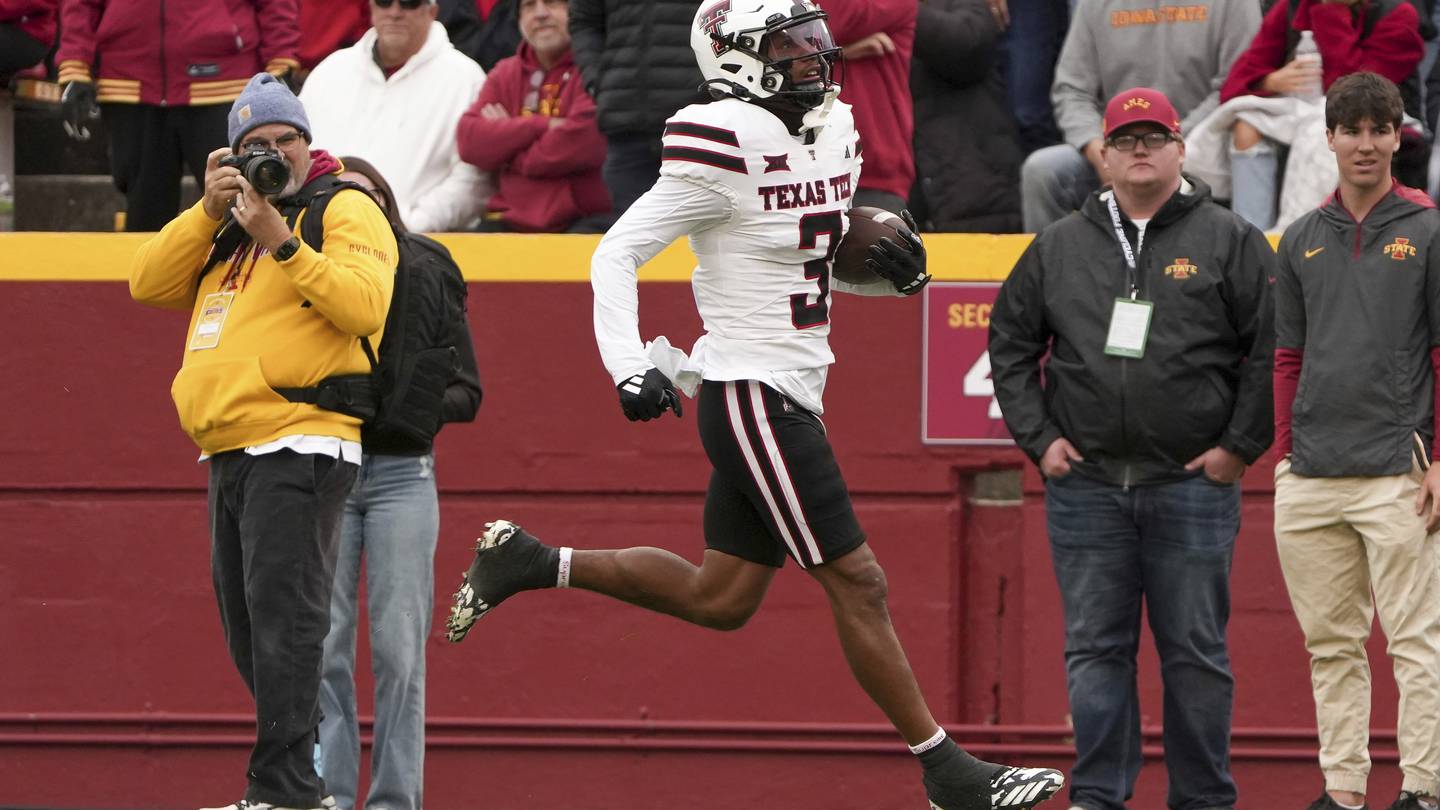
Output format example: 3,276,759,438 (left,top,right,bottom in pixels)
227,73,312,149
